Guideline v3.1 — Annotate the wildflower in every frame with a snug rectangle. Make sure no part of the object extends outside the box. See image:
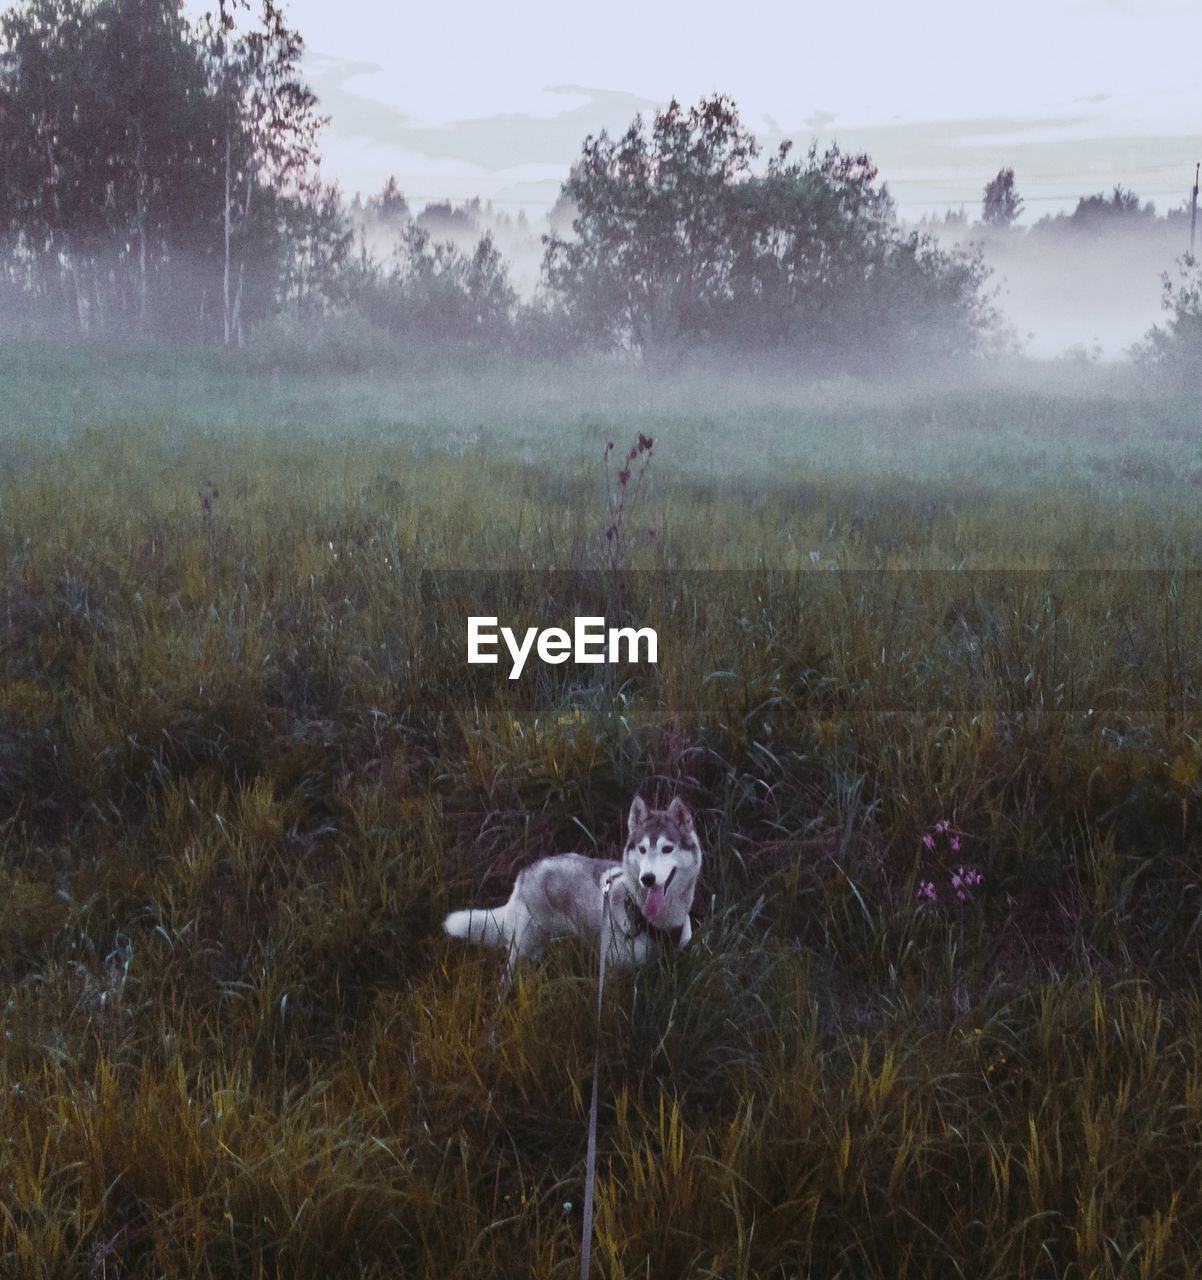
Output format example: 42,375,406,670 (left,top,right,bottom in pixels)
951,866,982,901
918,879,938,903
950,836,961,851
809,550,821,565
922,833,935,850
935,819,950,834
